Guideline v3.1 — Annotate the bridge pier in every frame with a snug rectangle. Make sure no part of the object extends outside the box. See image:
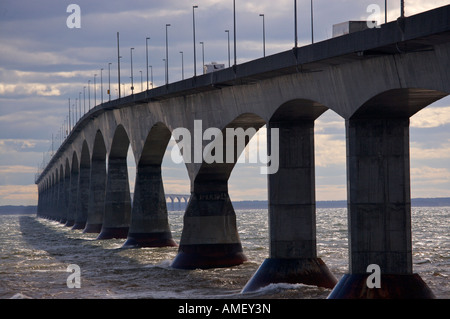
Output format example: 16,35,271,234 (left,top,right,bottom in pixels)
243,119,337,293
83,158,106,233
123,165,177,248
97,157,131,239
64,166,78,227
72,164,90,230
328,117,435,299
56,174,67,224
171,181,247,269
